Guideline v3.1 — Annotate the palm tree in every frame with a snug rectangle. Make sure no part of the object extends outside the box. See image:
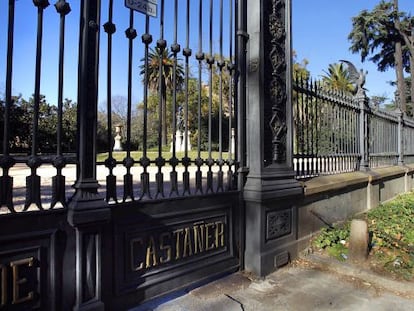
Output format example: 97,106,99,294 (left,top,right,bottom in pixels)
140,47,184,146
321,63,354,93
